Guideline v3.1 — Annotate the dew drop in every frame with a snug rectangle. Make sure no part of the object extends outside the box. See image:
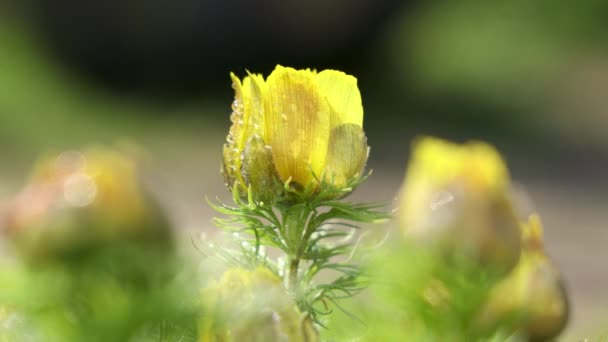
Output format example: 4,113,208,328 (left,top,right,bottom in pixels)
63,172,97,207
430,190,455,211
